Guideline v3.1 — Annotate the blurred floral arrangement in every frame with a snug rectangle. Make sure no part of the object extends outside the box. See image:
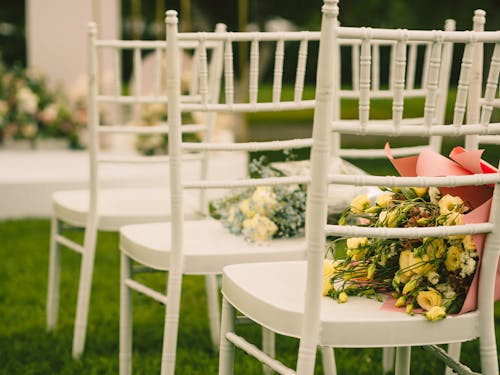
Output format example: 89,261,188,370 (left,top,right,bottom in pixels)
209,157,307,243
0,61,85,149
324,187,478,322
135,103,200,155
